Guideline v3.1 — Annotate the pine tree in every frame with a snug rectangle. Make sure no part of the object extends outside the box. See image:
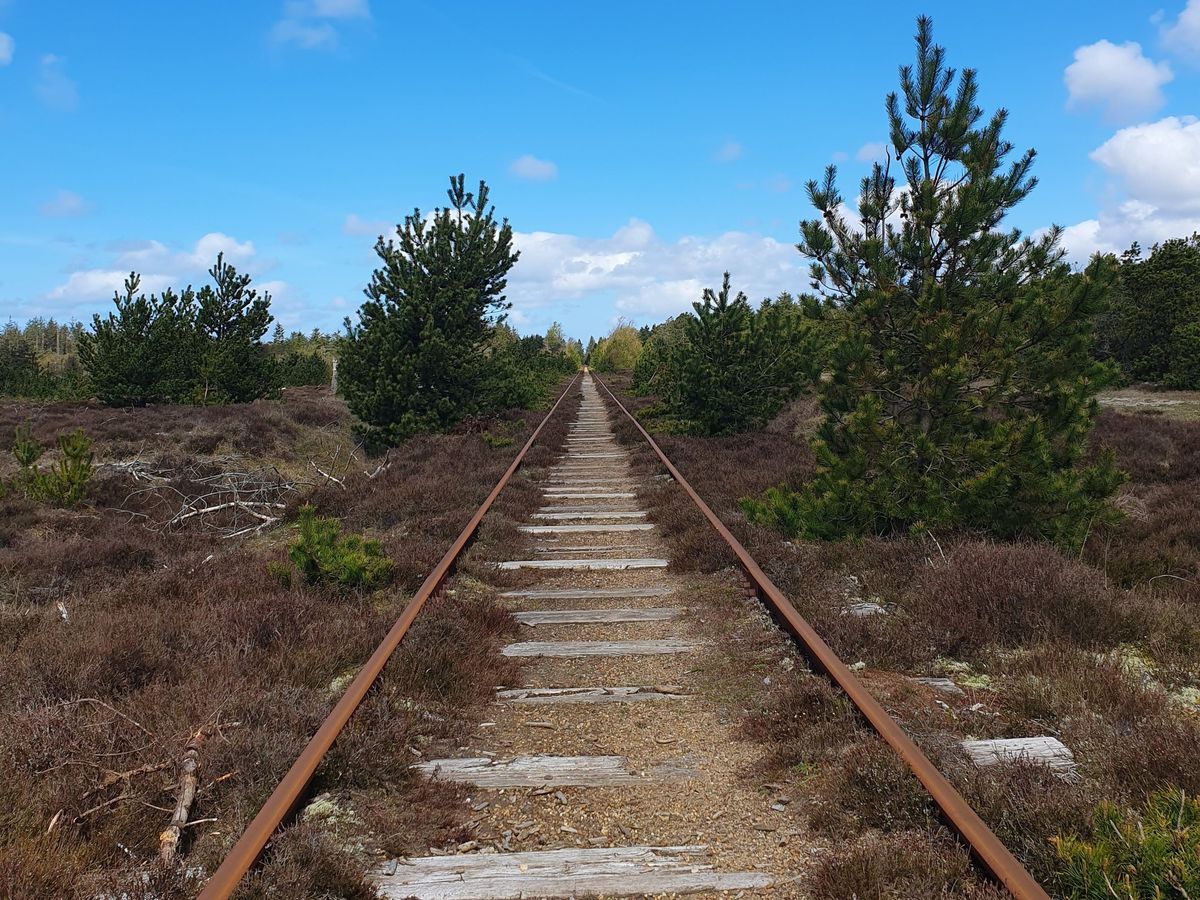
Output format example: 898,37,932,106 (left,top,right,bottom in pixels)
272,322,286,344
195,253,274,403
743,17,1122,550
79,275,199,406
340,174,519,447
662,274,817,434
